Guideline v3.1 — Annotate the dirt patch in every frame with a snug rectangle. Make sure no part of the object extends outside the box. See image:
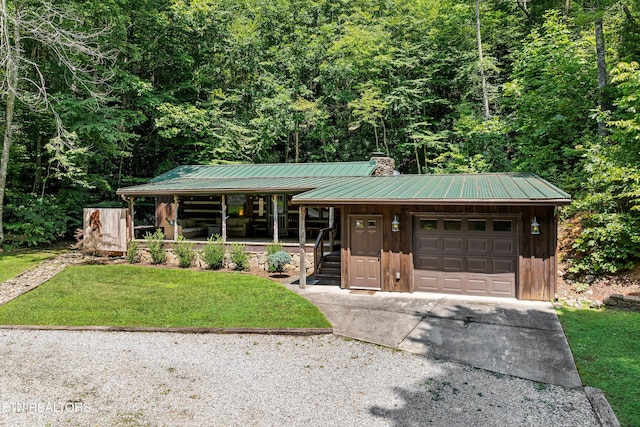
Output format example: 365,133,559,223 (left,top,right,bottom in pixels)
556,263,640,304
